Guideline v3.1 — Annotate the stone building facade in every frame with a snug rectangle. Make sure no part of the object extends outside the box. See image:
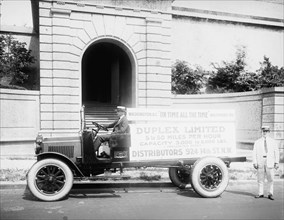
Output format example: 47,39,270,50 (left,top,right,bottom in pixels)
37,0,175,136
36,0,284,137
0,0,283,153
